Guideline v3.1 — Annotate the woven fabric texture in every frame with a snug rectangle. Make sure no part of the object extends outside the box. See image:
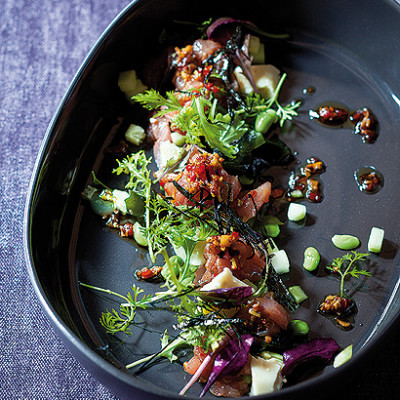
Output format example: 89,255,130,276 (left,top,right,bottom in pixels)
0,0,130,398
